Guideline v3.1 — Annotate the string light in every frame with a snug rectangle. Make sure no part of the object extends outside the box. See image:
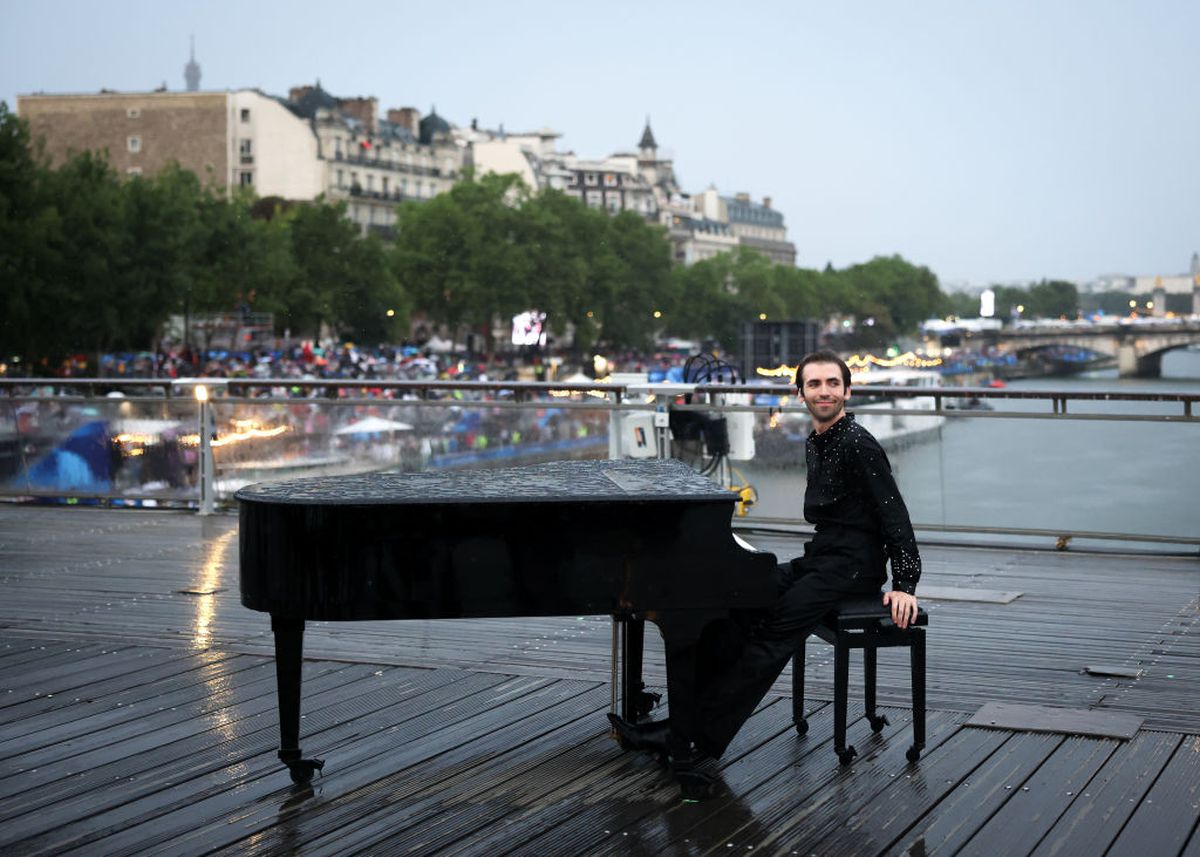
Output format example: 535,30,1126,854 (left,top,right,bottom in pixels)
755,351,944,381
